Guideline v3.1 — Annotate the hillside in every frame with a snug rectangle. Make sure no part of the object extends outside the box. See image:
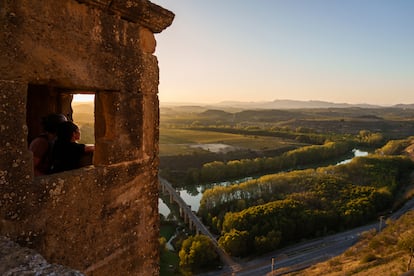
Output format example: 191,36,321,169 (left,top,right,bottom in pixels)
288,209,414,276
161,99,414,110
72,102,94,123
214,99,380,109
161,106,414,139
